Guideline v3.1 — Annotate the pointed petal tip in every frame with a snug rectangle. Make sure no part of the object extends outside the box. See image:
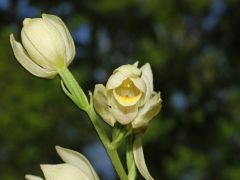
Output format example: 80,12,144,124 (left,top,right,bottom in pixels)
55,145,61,151
23,18,32,26
10,34,17,45
55,145,68,157
133,61,139,67
25,174,43,180
10,30,58,78
143,62,150,67
41,13,54,20
10,33,14,39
